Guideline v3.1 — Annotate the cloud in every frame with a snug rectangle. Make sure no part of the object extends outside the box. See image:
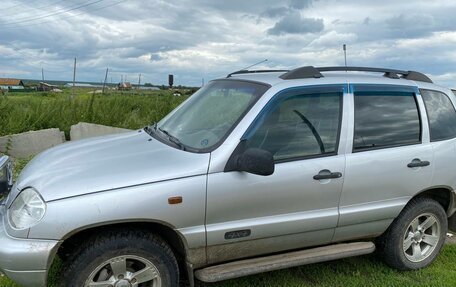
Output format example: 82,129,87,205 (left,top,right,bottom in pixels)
267,11,324,35
260,7,290,18
310,31,358,47
0,0,455,88
289,0,313,9
386,13,436,38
